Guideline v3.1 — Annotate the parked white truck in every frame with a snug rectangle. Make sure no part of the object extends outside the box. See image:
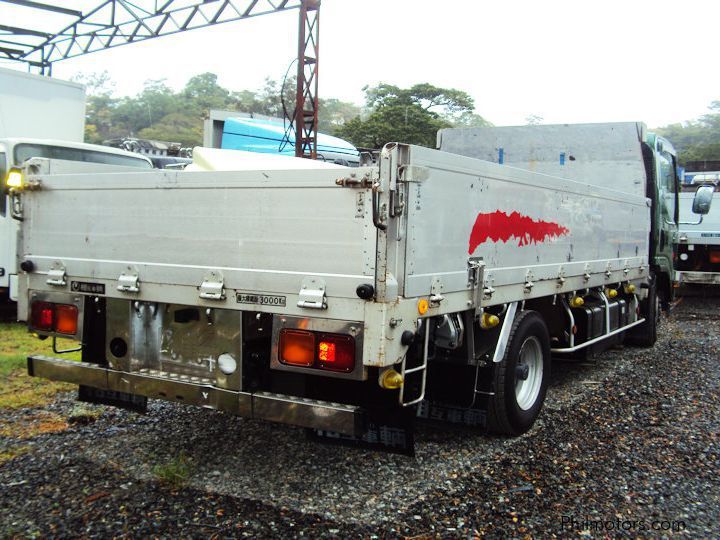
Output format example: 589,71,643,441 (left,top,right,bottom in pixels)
0,69,155,304
13,128,712,451
0,67,85,140
675,184,720,285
